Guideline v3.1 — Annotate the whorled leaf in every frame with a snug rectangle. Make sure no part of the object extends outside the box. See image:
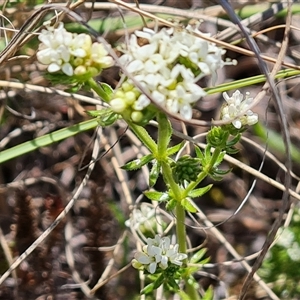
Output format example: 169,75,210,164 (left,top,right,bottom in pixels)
121,154,154,171
144,190,169,202
190,248,207,264
188,184,212,198
86,108,119,126
166,142,184,156
97,82,114,98
181,198,198,213
149,160,161,187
